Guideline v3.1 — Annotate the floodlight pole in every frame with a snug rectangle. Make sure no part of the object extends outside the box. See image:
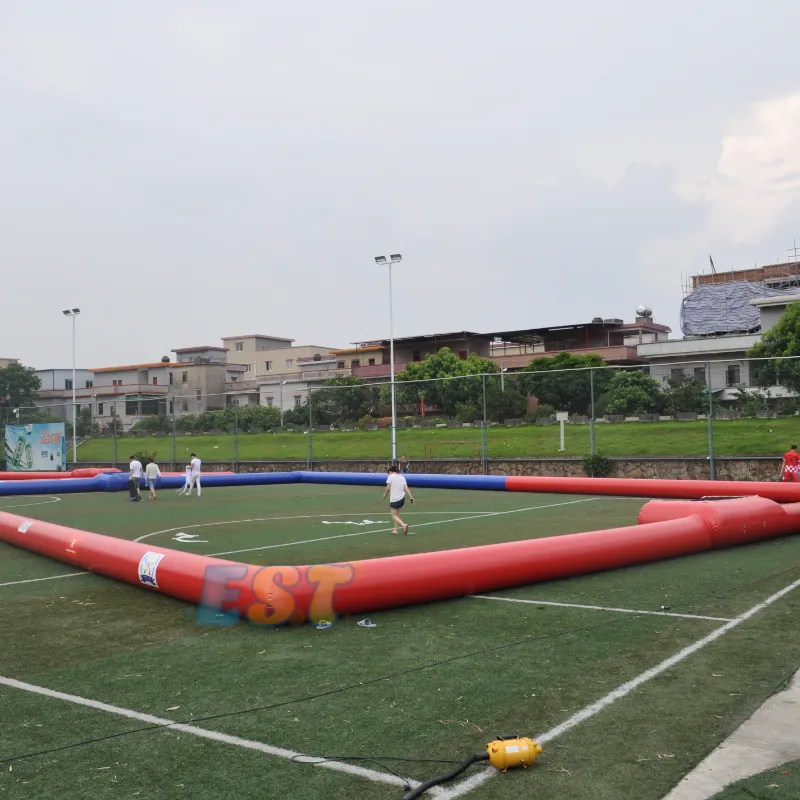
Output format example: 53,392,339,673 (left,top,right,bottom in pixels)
376,254,402,464
63,309,81,464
